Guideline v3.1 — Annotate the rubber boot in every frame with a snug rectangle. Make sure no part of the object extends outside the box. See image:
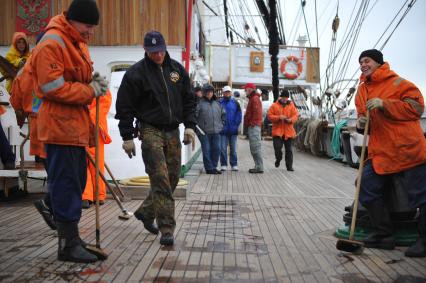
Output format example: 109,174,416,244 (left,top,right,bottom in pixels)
364,199,395,250
34,199,57,230
405,205,426,257
56,222,98,263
